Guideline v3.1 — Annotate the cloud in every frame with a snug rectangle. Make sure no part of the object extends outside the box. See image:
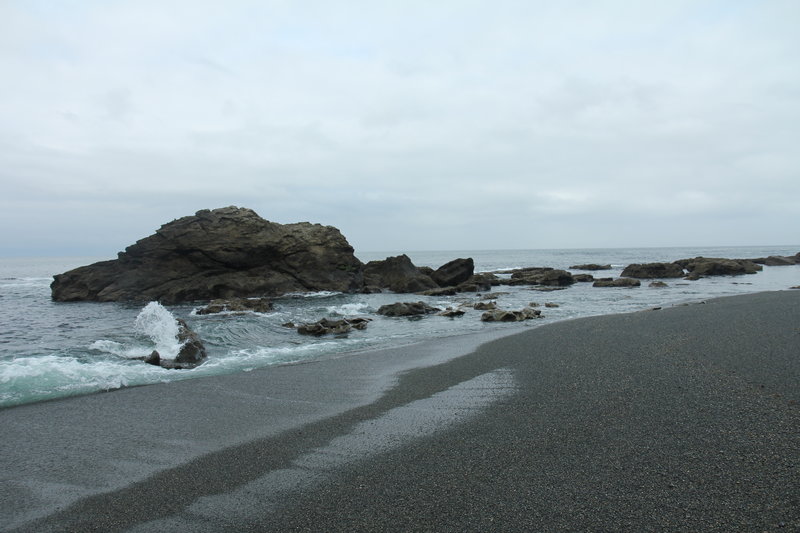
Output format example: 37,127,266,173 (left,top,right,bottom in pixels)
0,0,798,255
